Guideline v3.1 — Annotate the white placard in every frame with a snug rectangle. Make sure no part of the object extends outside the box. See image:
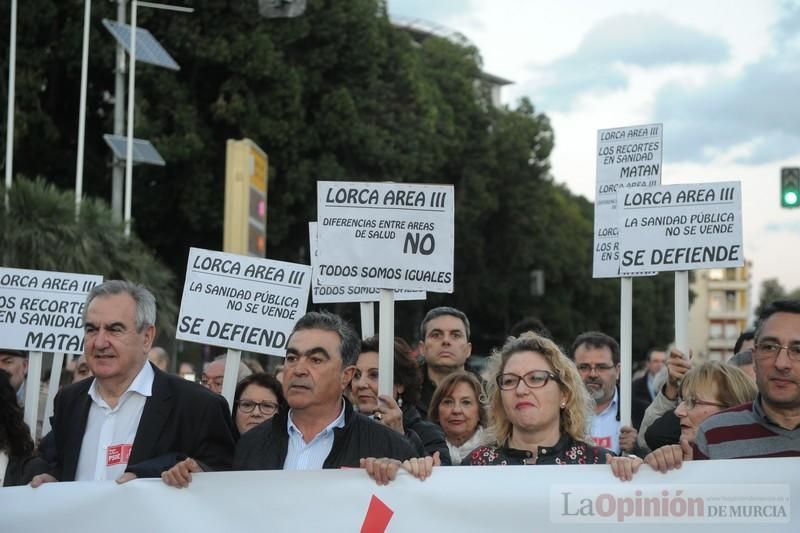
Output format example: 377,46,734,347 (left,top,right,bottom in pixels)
2,459,798,532
176,248,311,357
618,181,743,274
308,222,426,304
0,268,102,354
593,123,662,278
316,181,455,293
